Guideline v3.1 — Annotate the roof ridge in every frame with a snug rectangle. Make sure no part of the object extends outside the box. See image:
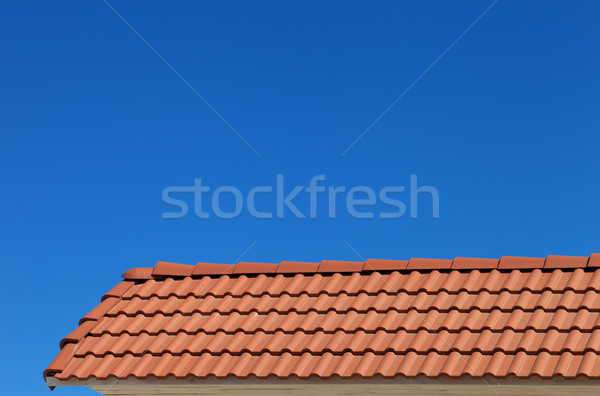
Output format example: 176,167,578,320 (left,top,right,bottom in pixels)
122,254,600,280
